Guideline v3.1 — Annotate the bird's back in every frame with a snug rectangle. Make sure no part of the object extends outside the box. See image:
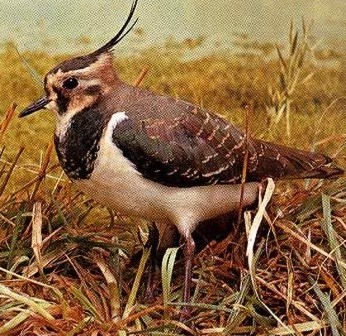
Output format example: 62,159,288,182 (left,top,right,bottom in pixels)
108,82,343,187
